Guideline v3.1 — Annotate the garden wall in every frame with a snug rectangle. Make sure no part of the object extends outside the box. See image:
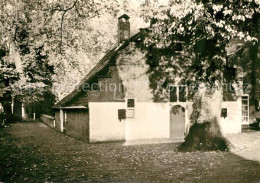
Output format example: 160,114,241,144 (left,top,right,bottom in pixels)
40,114,55,128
